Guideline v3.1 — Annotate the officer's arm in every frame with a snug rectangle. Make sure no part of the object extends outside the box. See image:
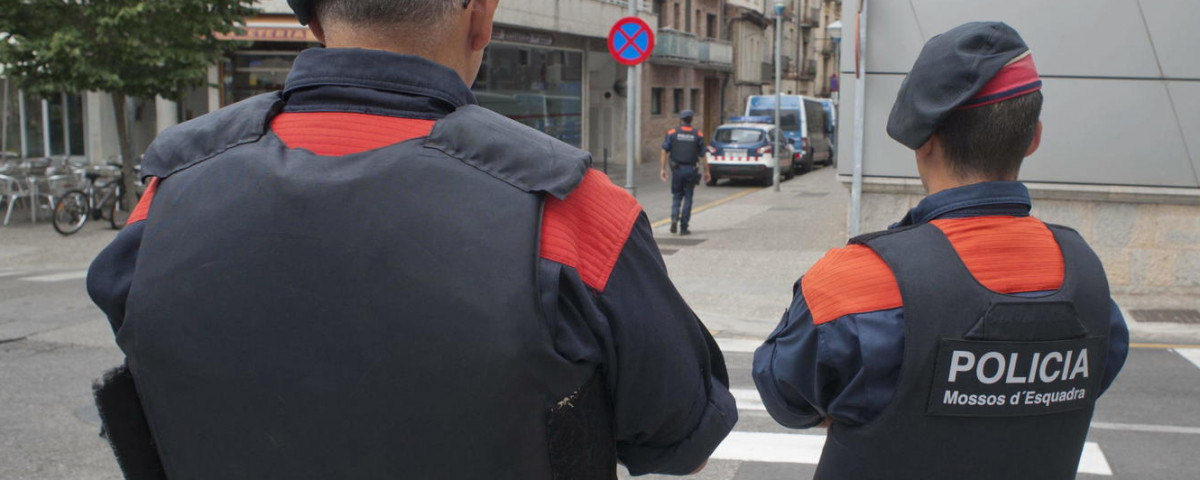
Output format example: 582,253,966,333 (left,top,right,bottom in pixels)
753,247,906,429
1101,299,1130,393
87,178,160,333
599,216,737,475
